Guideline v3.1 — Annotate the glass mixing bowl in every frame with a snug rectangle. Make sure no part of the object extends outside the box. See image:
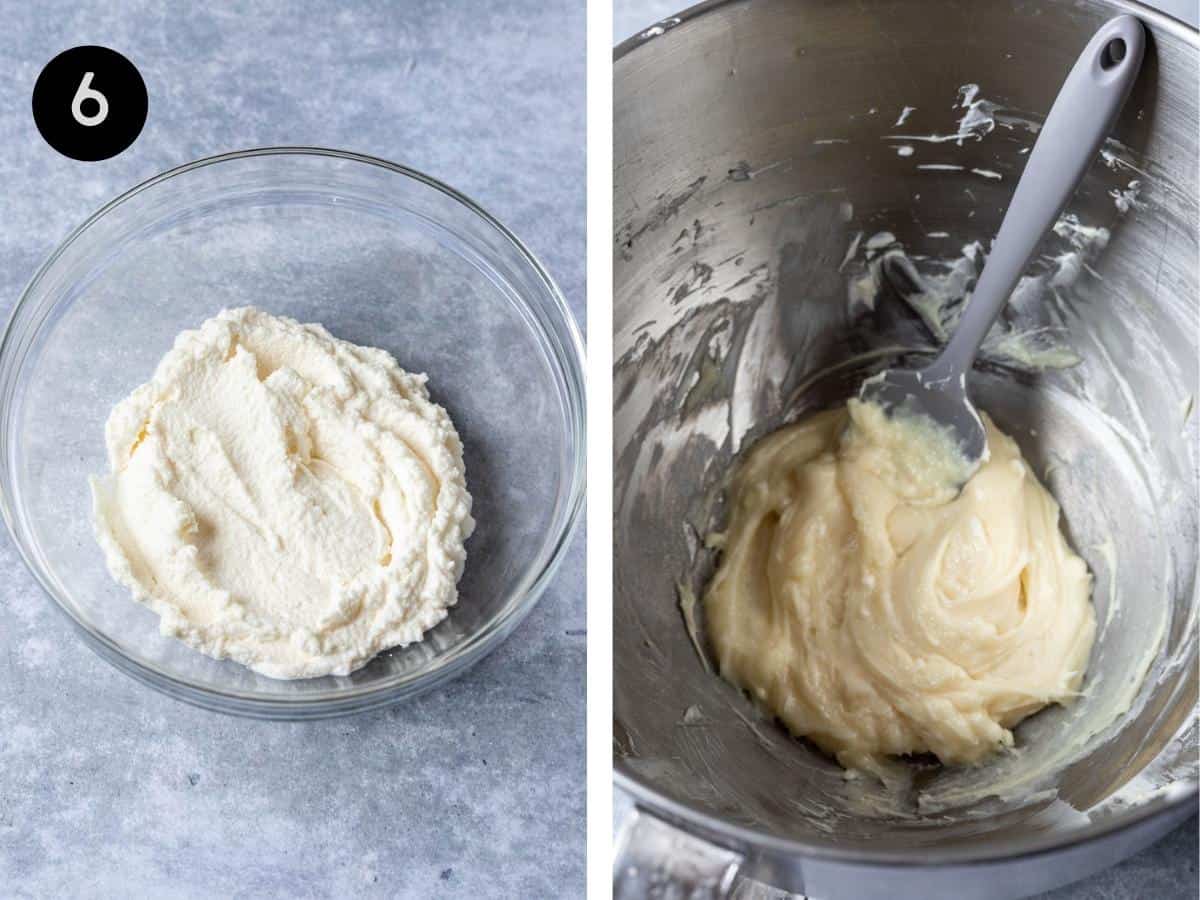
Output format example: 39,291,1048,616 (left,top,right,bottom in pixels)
0,147,585,719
